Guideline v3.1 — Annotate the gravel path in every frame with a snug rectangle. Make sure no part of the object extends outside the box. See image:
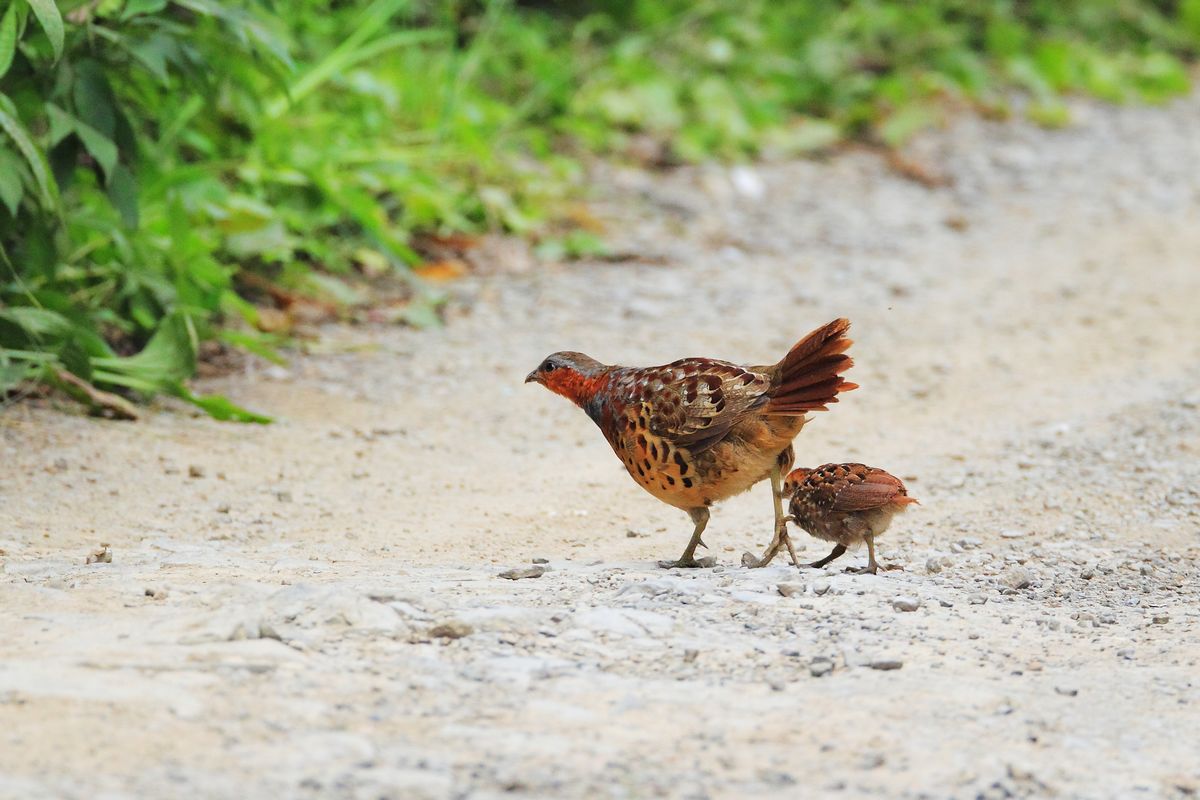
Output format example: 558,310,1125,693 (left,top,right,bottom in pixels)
2,94,1200,799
